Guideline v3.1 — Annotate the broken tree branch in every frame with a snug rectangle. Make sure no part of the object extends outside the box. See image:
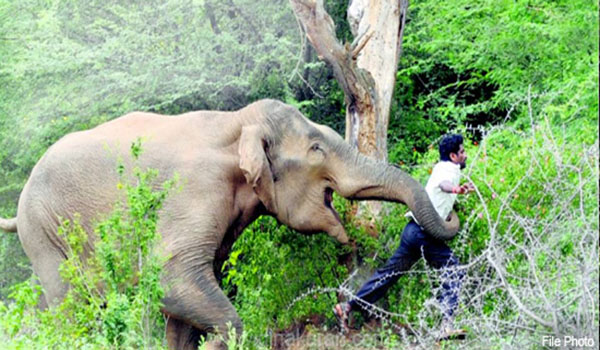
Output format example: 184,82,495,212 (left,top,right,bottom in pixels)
289,0,372,108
